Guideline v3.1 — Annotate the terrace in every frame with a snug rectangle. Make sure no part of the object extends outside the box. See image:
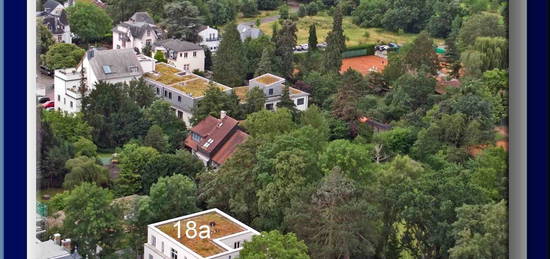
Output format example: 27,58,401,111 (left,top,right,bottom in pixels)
144,63,230,98
156,212,246,257
253,74,283,85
